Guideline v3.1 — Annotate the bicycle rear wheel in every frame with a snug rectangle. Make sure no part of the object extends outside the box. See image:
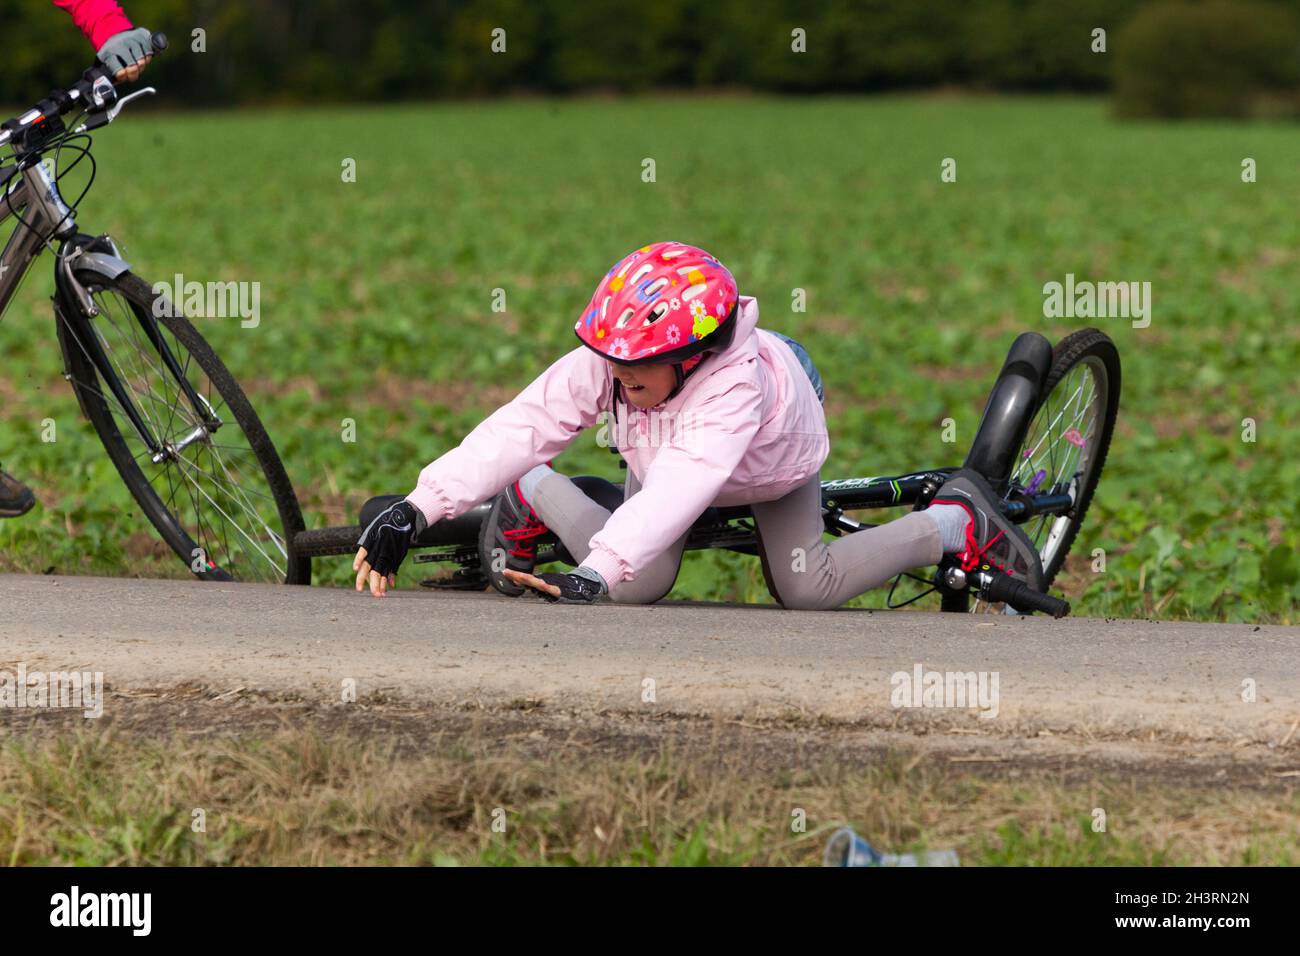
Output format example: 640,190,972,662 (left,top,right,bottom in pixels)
55,266,309,584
